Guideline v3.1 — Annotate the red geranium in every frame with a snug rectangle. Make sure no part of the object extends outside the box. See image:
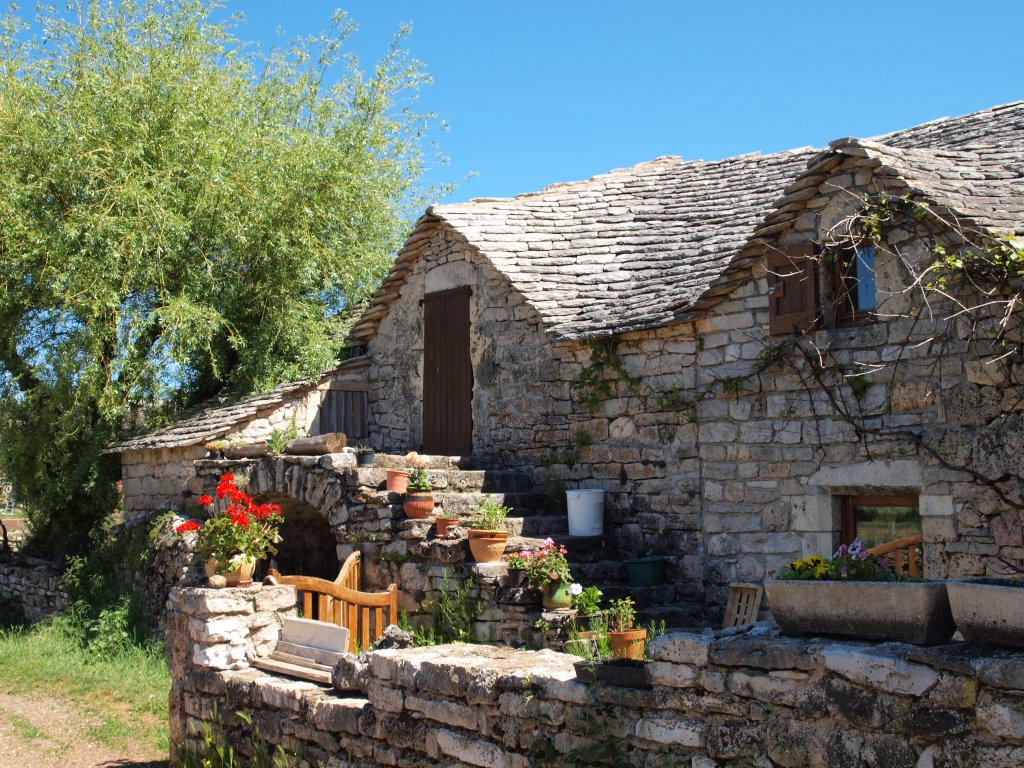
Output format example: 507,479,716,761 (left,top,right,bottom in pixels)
176,472,284,571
